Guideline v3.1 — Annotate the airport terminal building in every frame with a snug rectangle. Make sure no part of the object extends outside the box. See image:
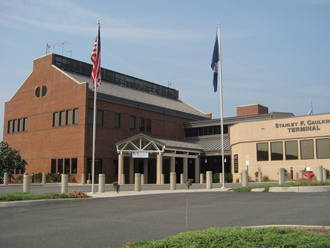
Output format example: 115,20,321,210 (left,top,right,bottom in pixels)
3,54,330,183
